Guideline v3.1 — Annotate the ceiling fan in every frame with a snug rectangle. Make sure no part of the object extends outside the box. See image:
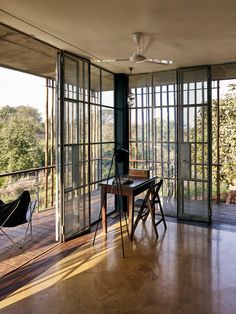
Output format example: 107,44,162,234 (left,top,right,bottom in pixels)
95,32,174,65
